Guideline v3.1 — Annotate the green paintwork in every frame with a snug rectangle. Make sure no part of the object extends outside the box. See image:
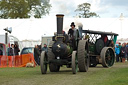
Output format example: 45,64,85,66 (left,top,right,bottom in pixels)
89,44,95,53
67,45,73,55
